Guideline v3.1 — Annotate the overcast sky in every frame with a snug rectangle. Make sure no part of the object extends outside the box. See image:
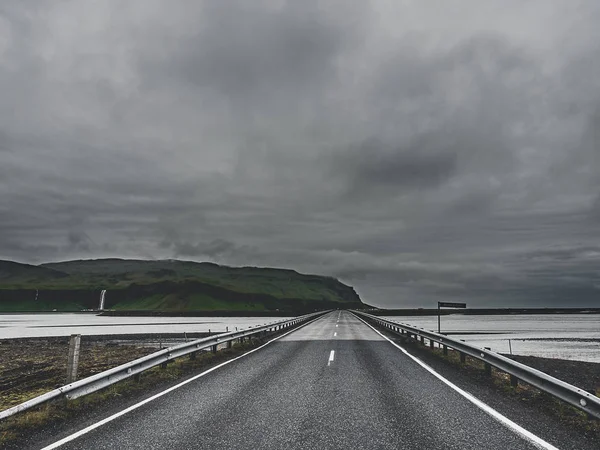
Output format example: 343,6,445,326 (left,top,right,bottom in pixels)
1,1,599,307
